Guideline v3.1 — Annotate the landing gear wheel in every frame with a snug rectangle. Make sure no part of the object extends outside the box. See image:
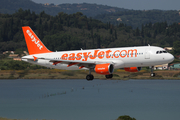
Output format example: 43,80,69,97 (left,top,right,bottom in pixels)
150,66,155,77
150,73,155,77
86,74,94,81
105,74,113,79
